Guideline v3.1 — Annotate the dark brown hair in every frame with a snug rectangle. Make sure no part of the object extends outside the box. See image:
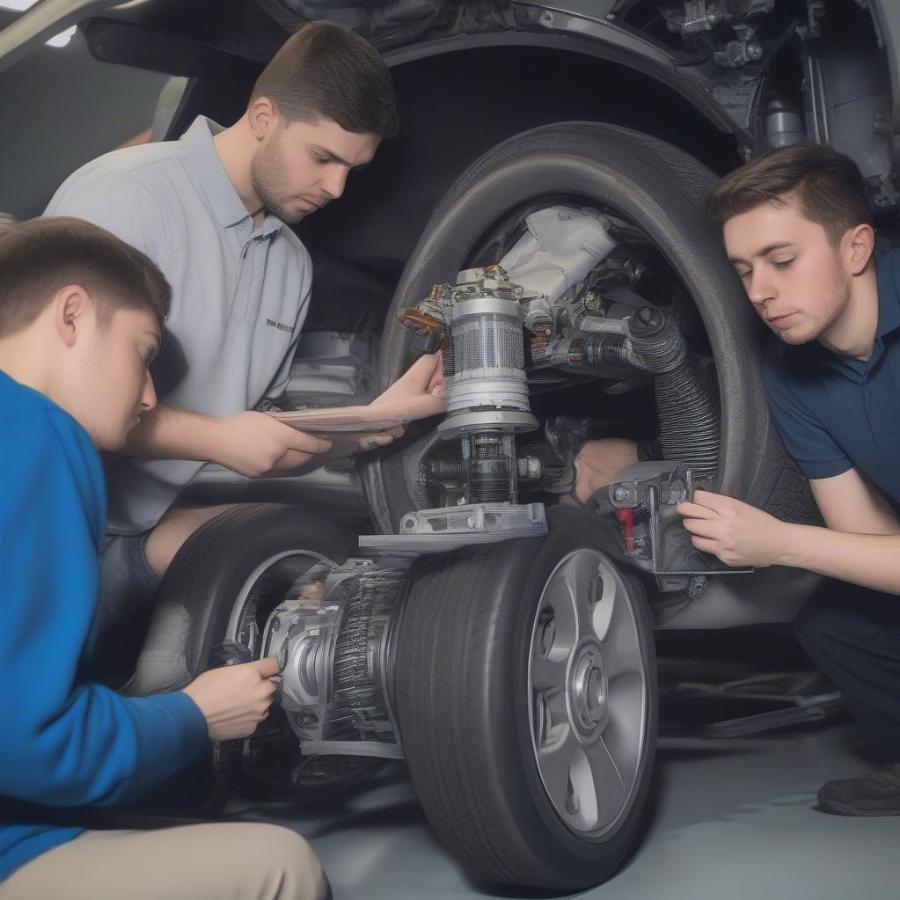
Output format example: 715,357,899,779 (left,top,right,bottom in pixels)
706,143,873,243
0,217,171,337
250,20,399,138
